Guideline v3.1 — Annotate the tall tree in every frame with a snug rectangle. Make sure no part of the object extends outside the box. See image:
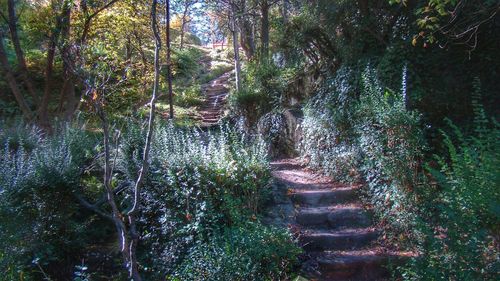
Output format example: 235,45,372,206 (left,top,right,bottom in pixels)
0,0,122,127
6,0,39,105
230,0,242,91
259,0,269,60
239,0,256,60
166,0,174,118
0,29,33,119
77,1,161,279
175,0,198,49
